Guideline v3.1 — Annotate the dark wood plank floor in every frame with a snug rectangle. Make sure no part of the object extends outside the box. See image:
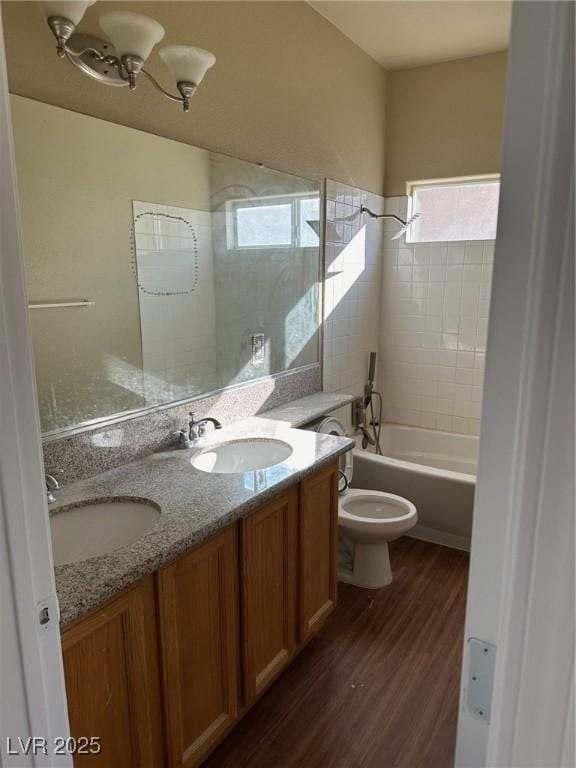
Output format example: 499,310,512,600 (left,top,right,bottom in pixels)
204,537,469,768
